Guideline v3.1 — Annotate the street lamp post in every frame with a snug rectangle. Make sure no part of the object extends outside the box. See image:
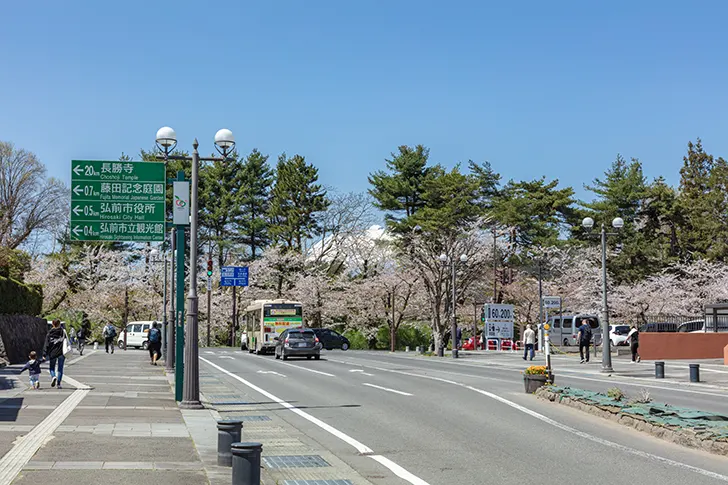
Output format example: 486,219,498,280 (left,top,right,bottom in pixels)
440,253,468,358
155,127,235,409
582,216,624,373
